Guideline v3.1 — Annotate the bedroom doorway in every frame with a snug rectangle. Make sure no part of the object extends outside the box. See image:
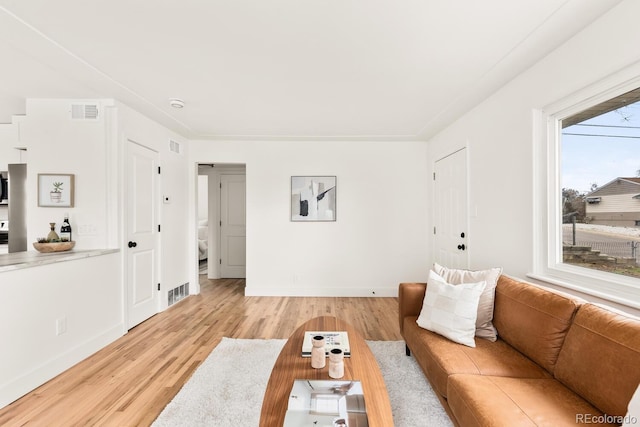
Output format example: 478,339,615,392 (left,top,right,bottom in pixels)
197,173,209,275
197,164,246,279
